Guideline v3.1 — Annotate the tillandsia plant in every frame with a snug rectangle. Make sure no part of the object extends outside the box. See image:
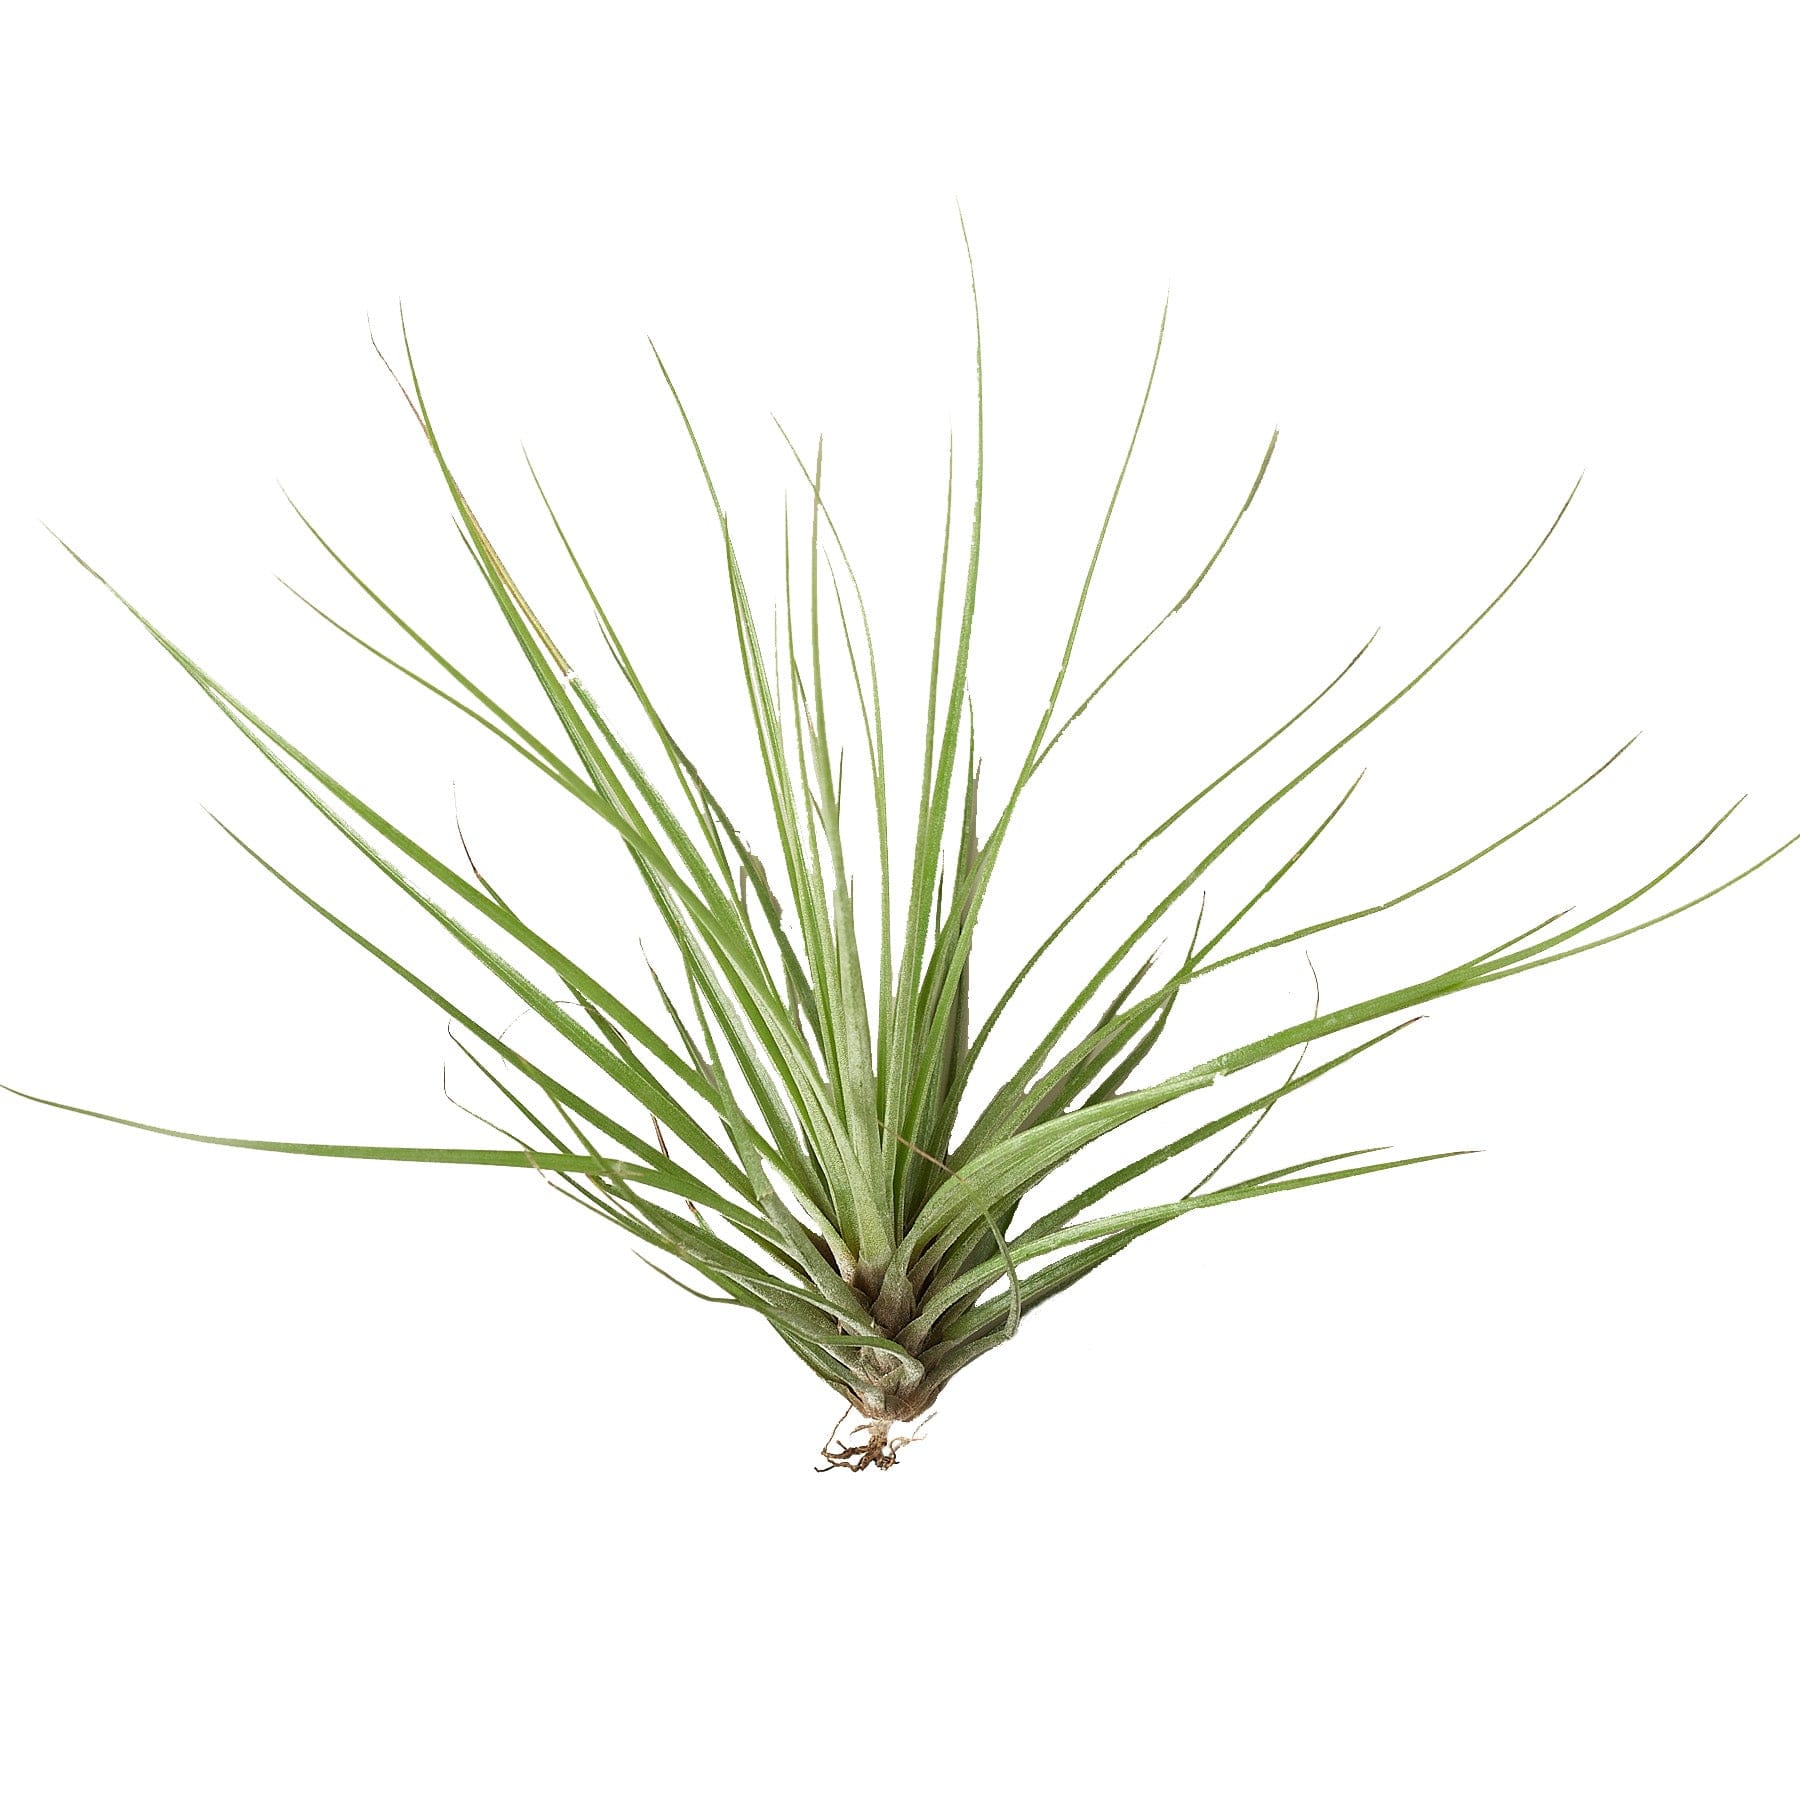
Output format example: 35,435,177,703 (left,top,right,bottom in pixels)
9,250,1796,1471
